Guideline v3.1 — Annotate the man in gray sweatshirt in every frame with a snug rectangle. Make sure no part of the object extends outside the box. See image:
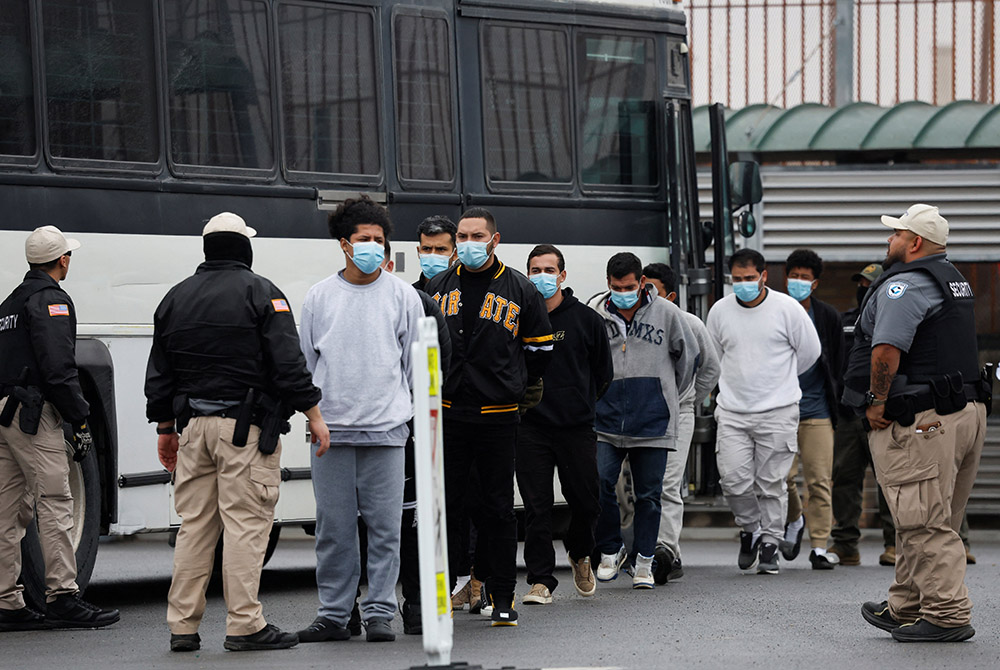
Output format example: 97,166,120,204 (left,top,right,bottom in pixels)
295,196,423,644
